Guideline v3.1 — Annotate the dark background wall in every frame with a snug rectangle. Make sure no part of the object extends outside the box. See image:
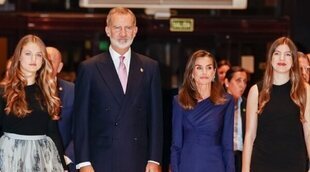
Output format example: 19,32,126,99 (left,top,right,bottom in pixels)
0,0,299,87
292,0,310,52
